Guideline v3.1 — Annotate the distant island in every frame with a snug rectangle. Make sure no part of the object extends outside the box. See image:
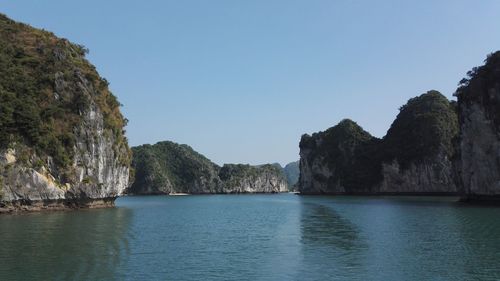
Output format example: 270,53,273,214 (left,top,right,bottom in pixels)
129,141,288,195
282,161,300,190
